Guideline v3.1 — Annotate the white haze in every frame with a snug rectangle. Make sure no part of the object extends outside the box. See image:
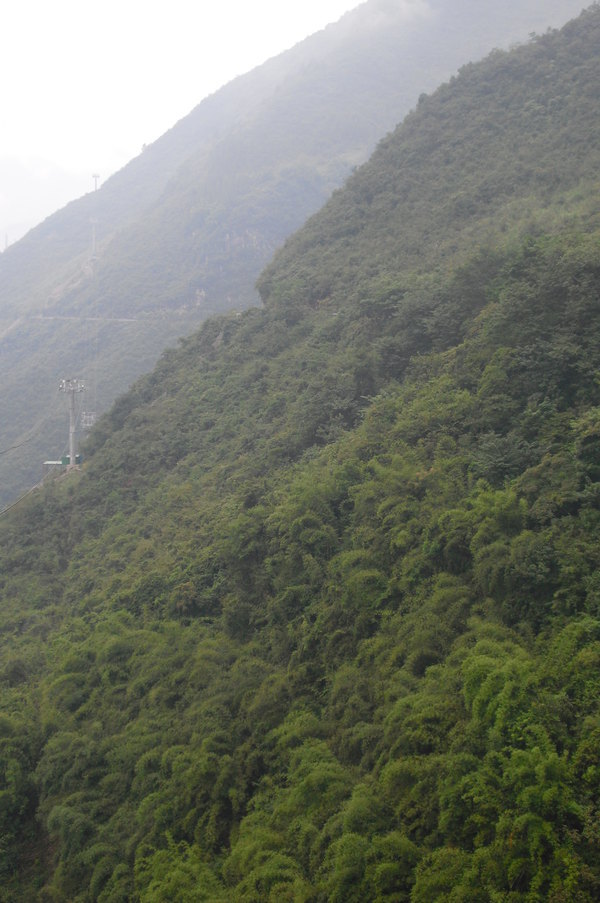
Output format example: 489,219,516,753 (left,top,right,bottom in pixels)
0,0,585,246
1,0,372,246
